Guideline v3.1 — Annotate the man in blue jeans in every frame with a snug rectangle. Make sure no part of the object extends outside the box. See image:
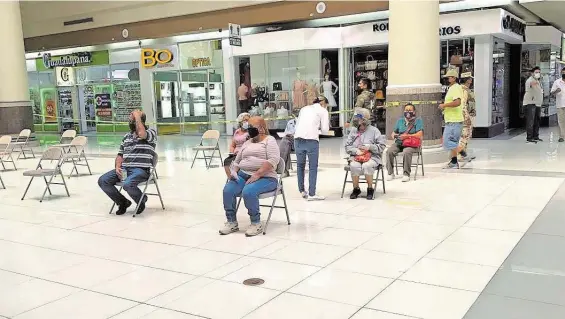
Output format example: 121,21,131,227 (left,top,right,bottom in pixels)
293,97,330,200
98,110,157,215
